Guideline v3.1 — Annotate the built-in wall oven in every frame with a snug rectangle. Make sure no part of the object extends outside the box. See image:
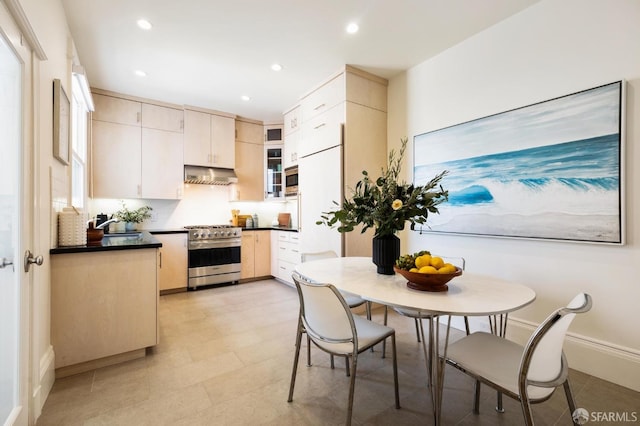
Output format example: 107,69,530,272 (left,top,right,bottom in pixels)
285,165,298,197
185,225,241,290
